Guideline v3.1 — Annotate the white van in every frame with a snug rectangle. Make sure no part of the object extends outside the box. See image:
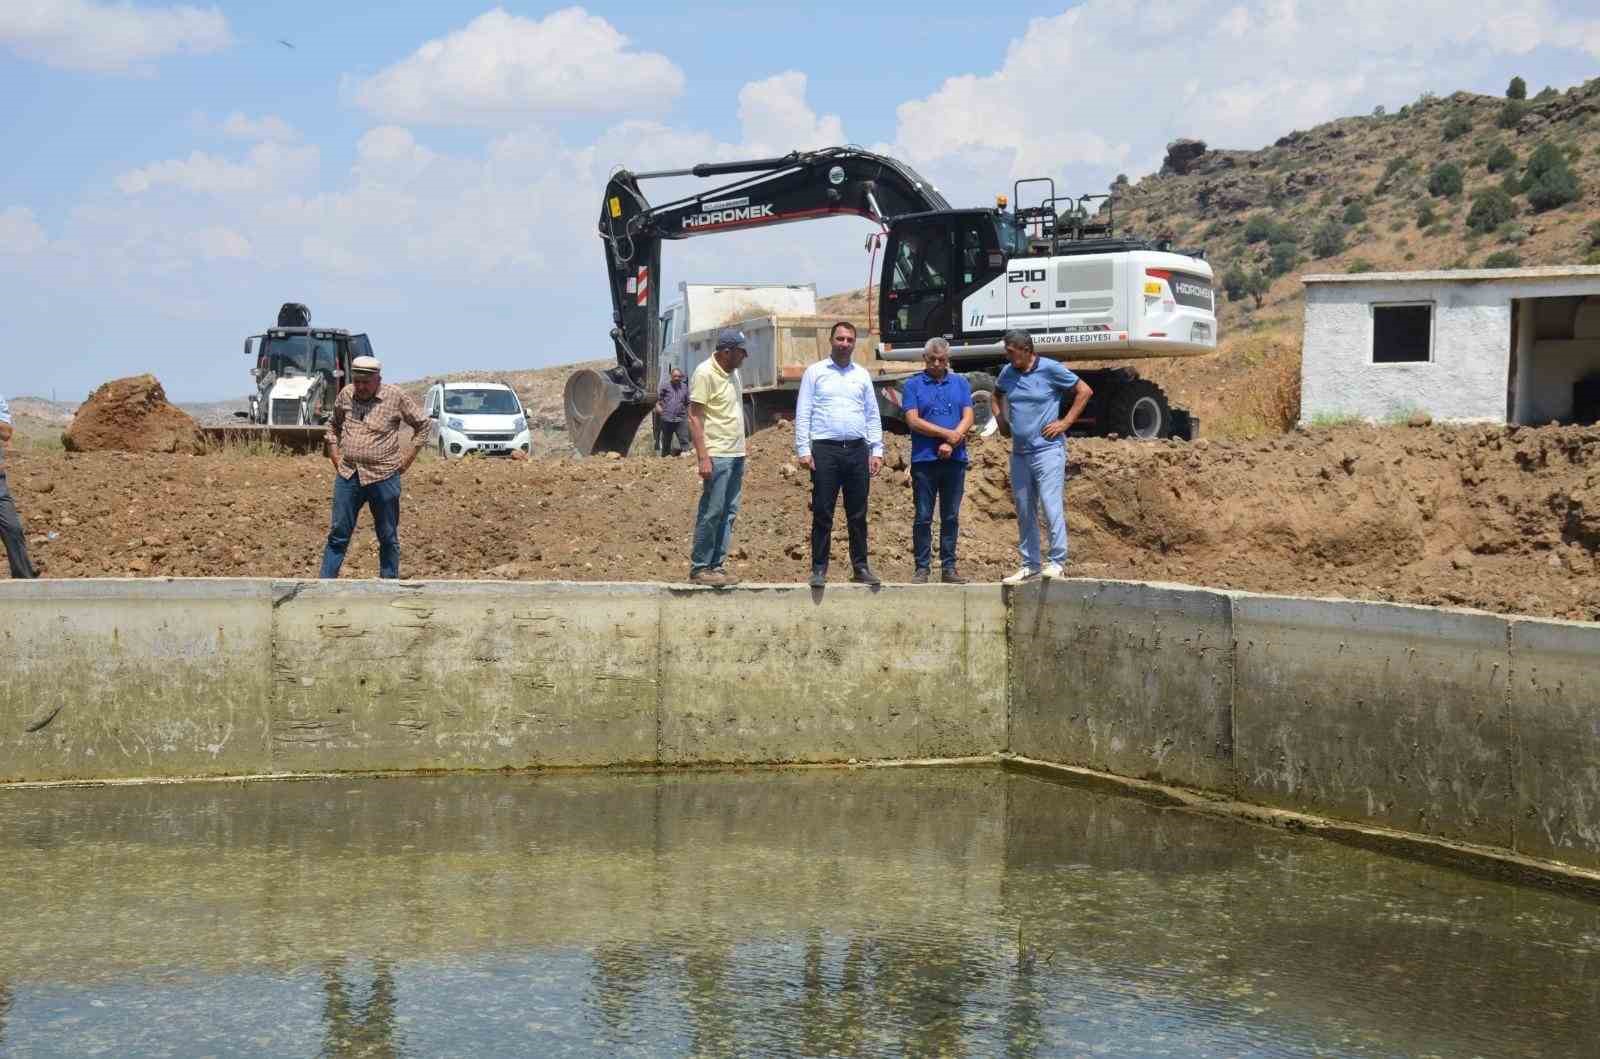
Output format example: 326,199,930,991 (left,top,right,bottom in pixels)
423,381,531,458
